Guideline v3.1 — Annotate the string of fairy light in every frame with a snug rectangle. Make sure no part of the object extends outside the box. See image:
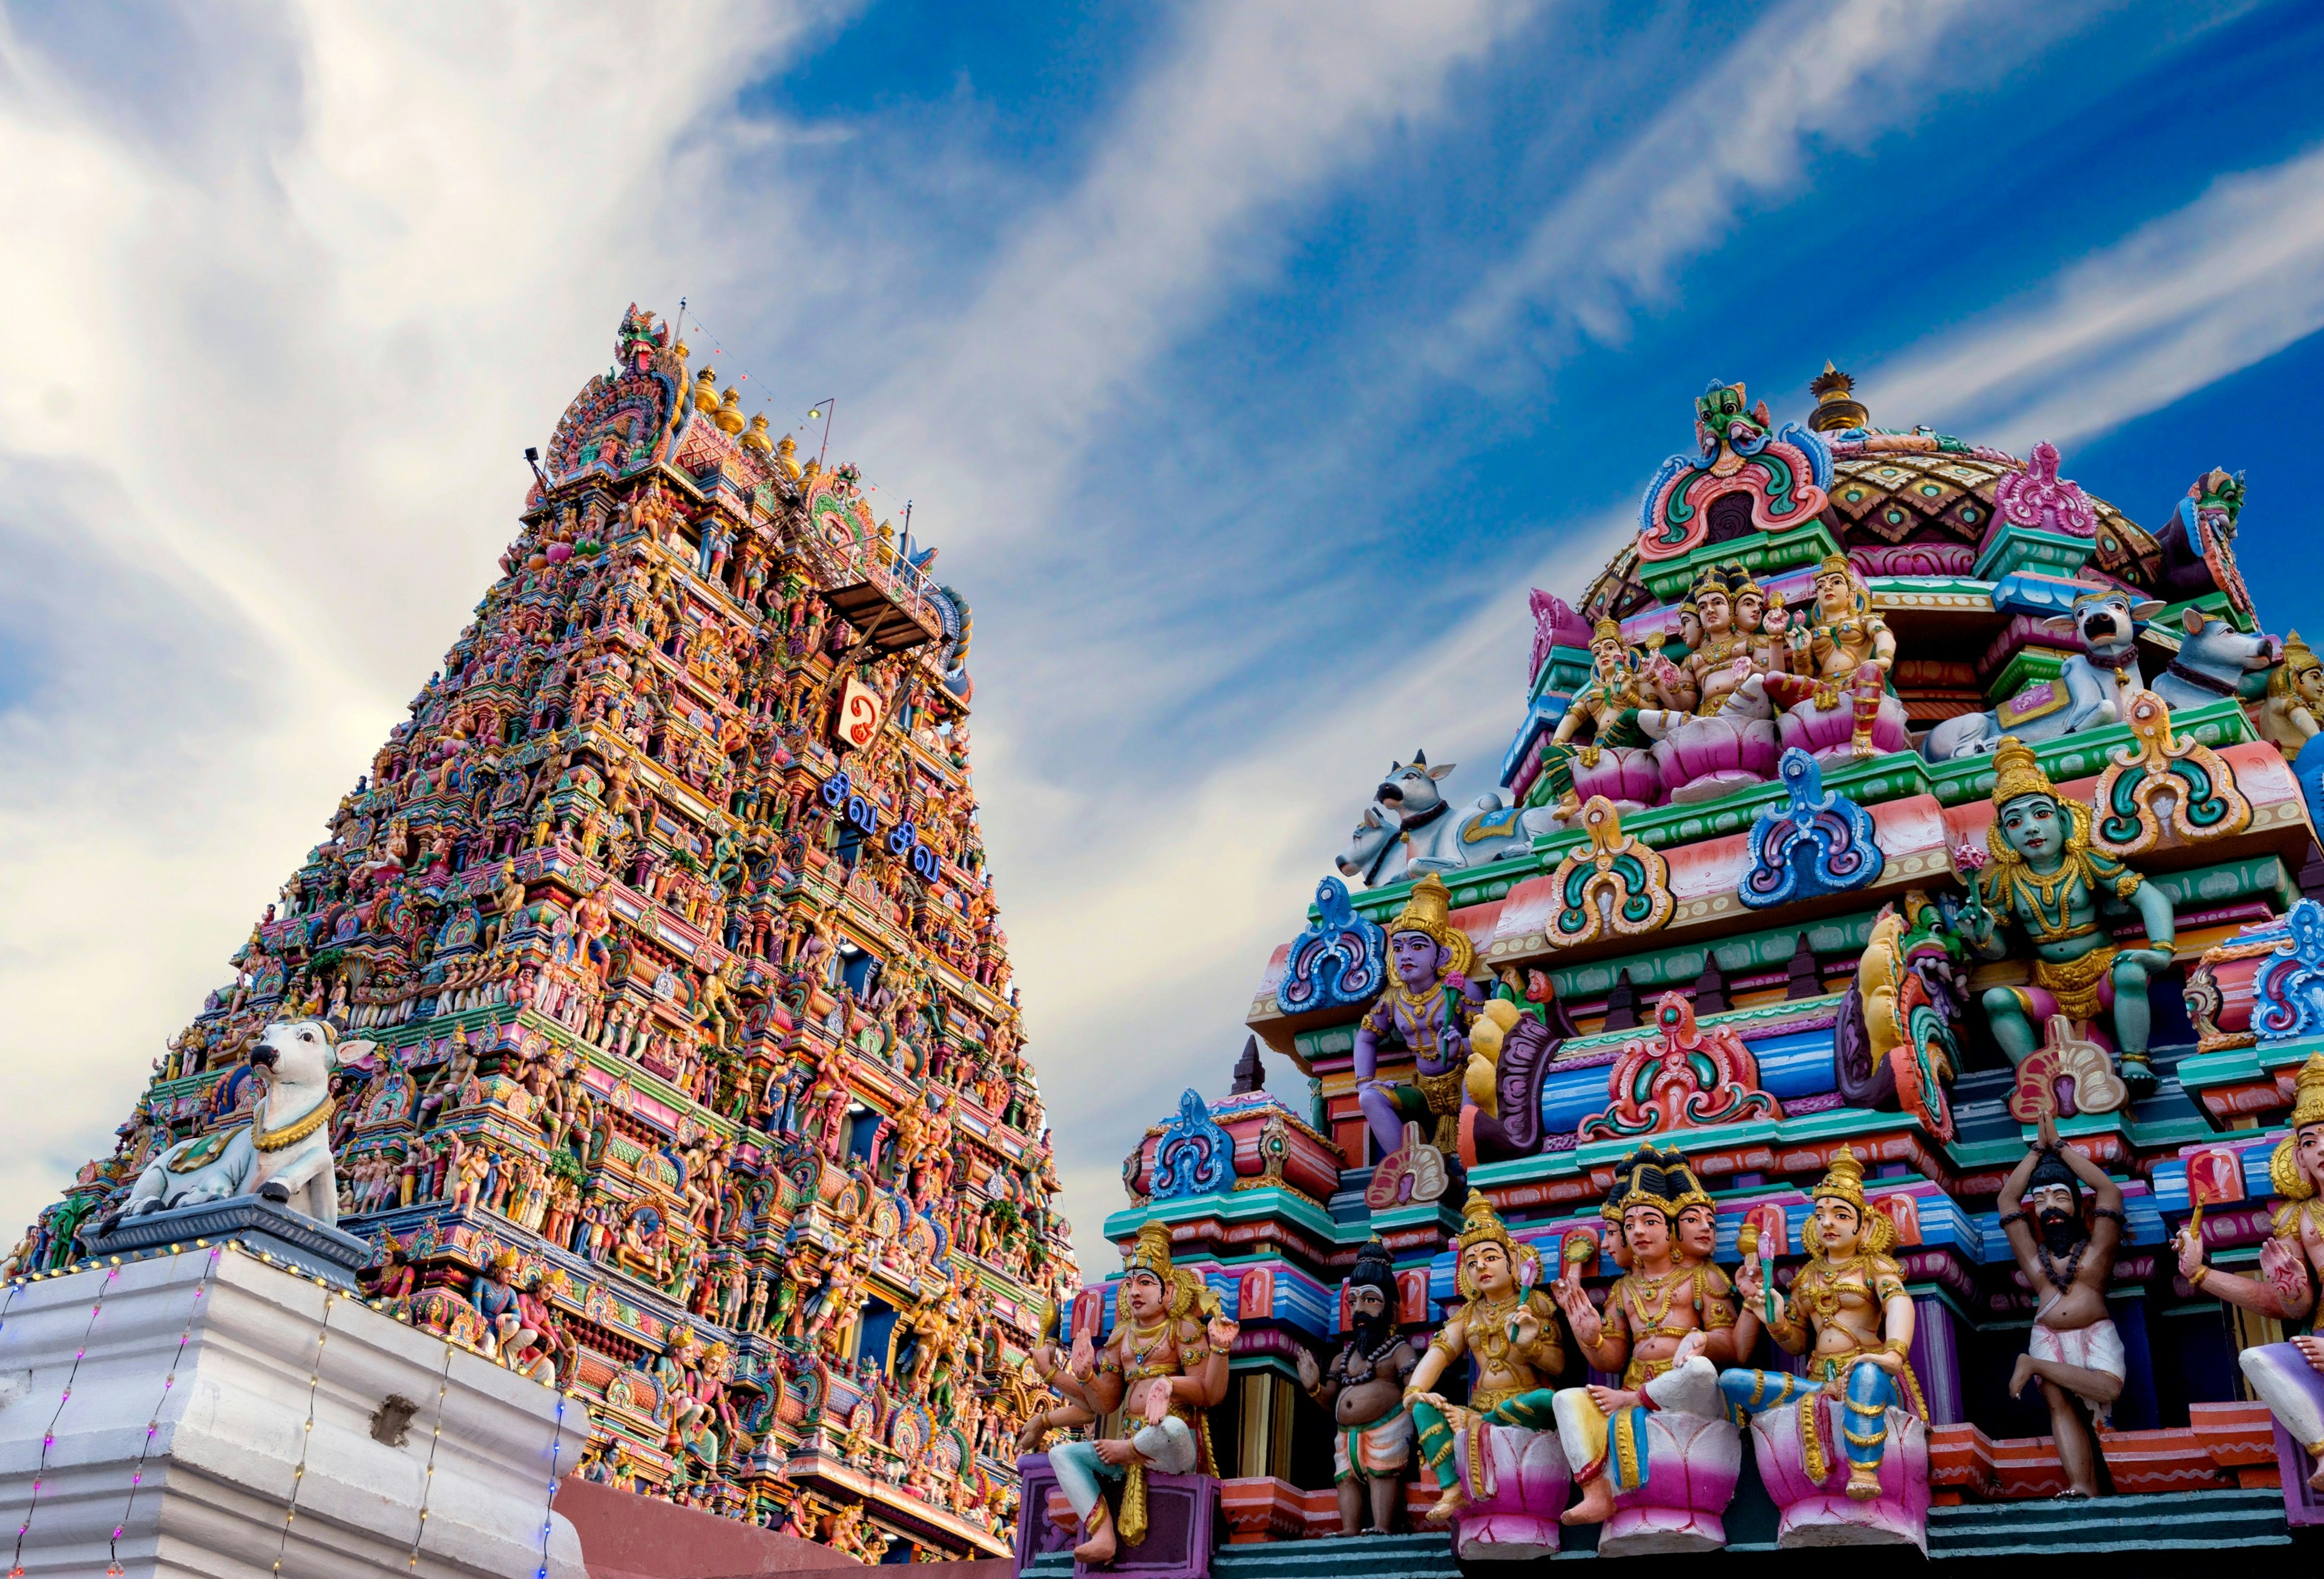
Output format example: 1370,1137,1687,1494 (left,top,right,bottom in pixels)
4,1241,576,1579
270,1287,335,1575
672,300,847,456
406,1336,456,1569
106,1244,223,1577
10,1262,120,1578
